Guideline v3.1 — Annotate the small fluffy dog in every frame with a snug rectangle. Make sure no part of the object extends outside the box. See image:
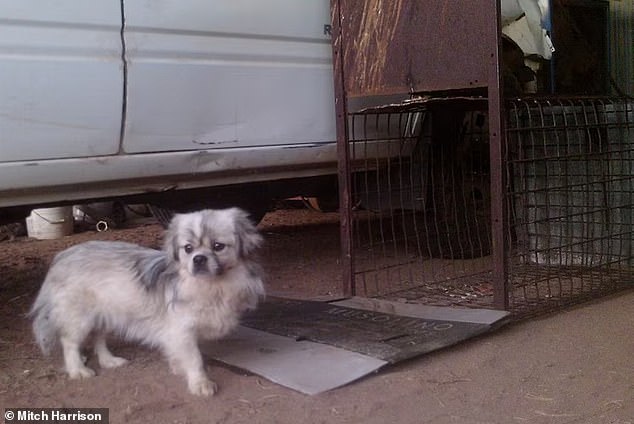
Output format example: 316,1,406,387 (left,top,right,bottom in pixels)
30,208,265,396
